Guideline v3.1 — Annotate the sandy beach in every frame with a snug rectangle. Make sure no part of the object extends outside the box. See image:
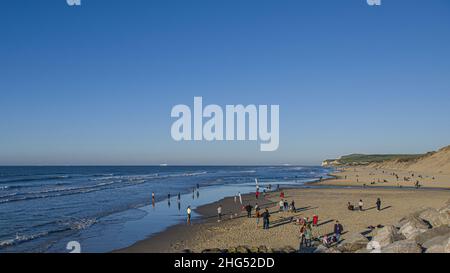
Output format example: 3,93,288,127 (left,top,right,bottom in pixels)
119,184,450,253
320,166,450,189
